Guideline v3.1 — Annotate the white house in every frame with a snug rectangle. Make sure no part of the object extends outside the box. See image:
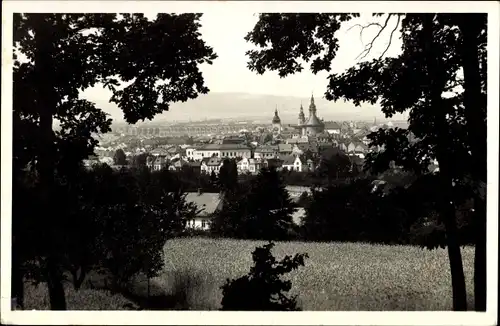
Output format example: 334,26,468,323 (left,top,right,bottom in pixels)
185,146,197,161
193,144,252,161
281,155,303,172
237,157,265,174
201,157,223,175
184,191,223,231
